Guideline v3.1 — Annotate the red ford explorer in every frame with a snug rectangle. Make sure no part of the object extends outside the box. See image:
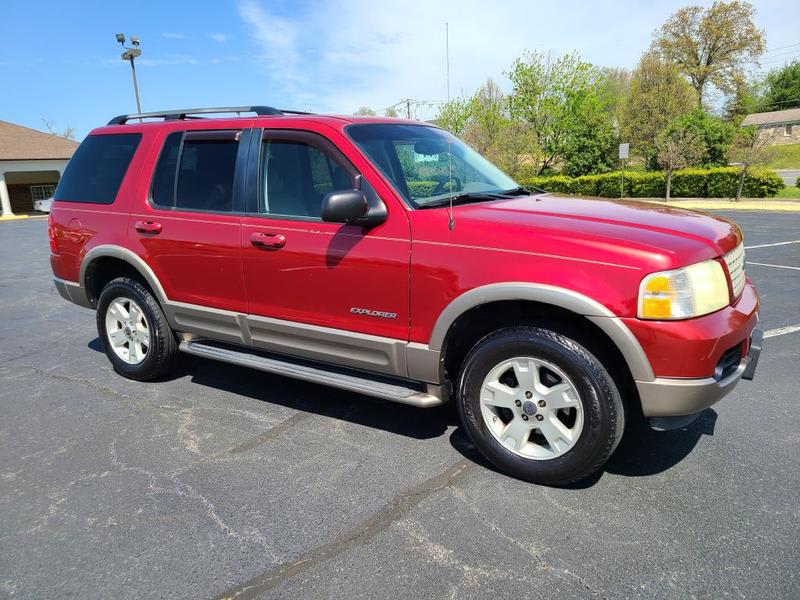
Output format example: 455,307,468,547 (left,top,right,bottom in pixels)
49,106,761,485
